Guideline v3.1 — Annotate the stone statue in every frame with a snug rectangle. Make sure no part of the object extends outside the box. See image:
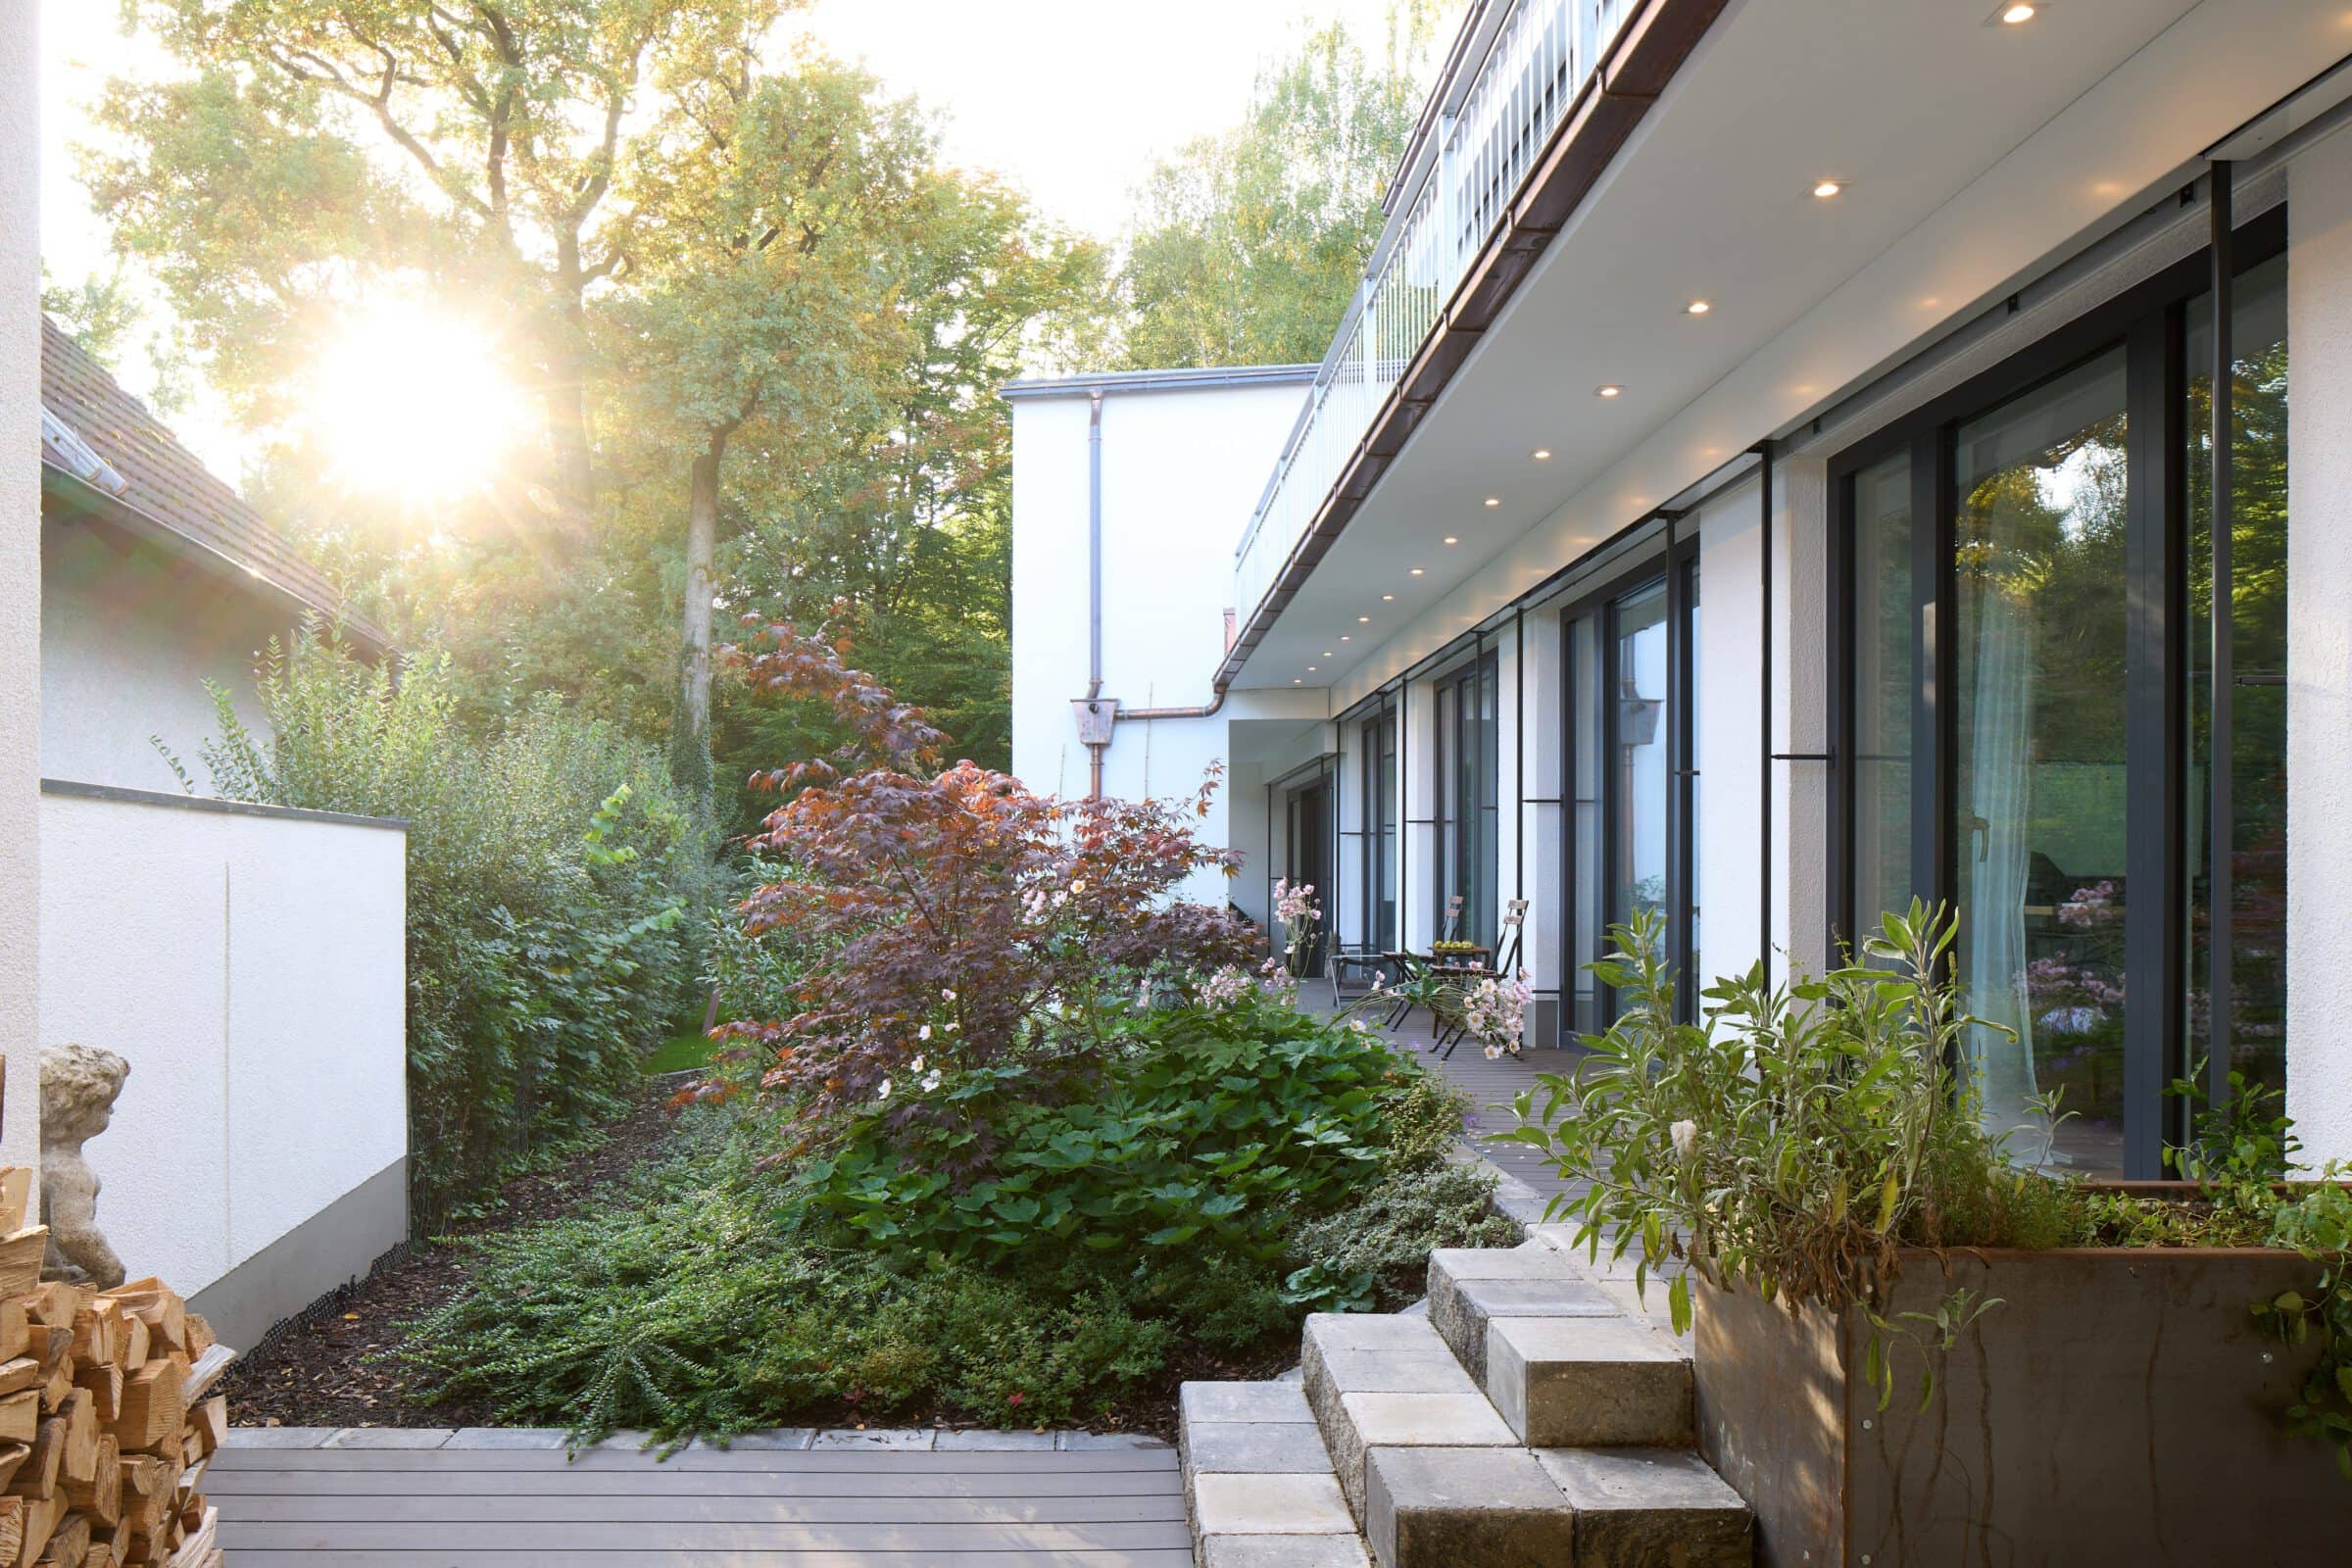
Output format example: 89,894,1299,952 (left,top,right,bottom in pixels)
40,1044,128,1289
